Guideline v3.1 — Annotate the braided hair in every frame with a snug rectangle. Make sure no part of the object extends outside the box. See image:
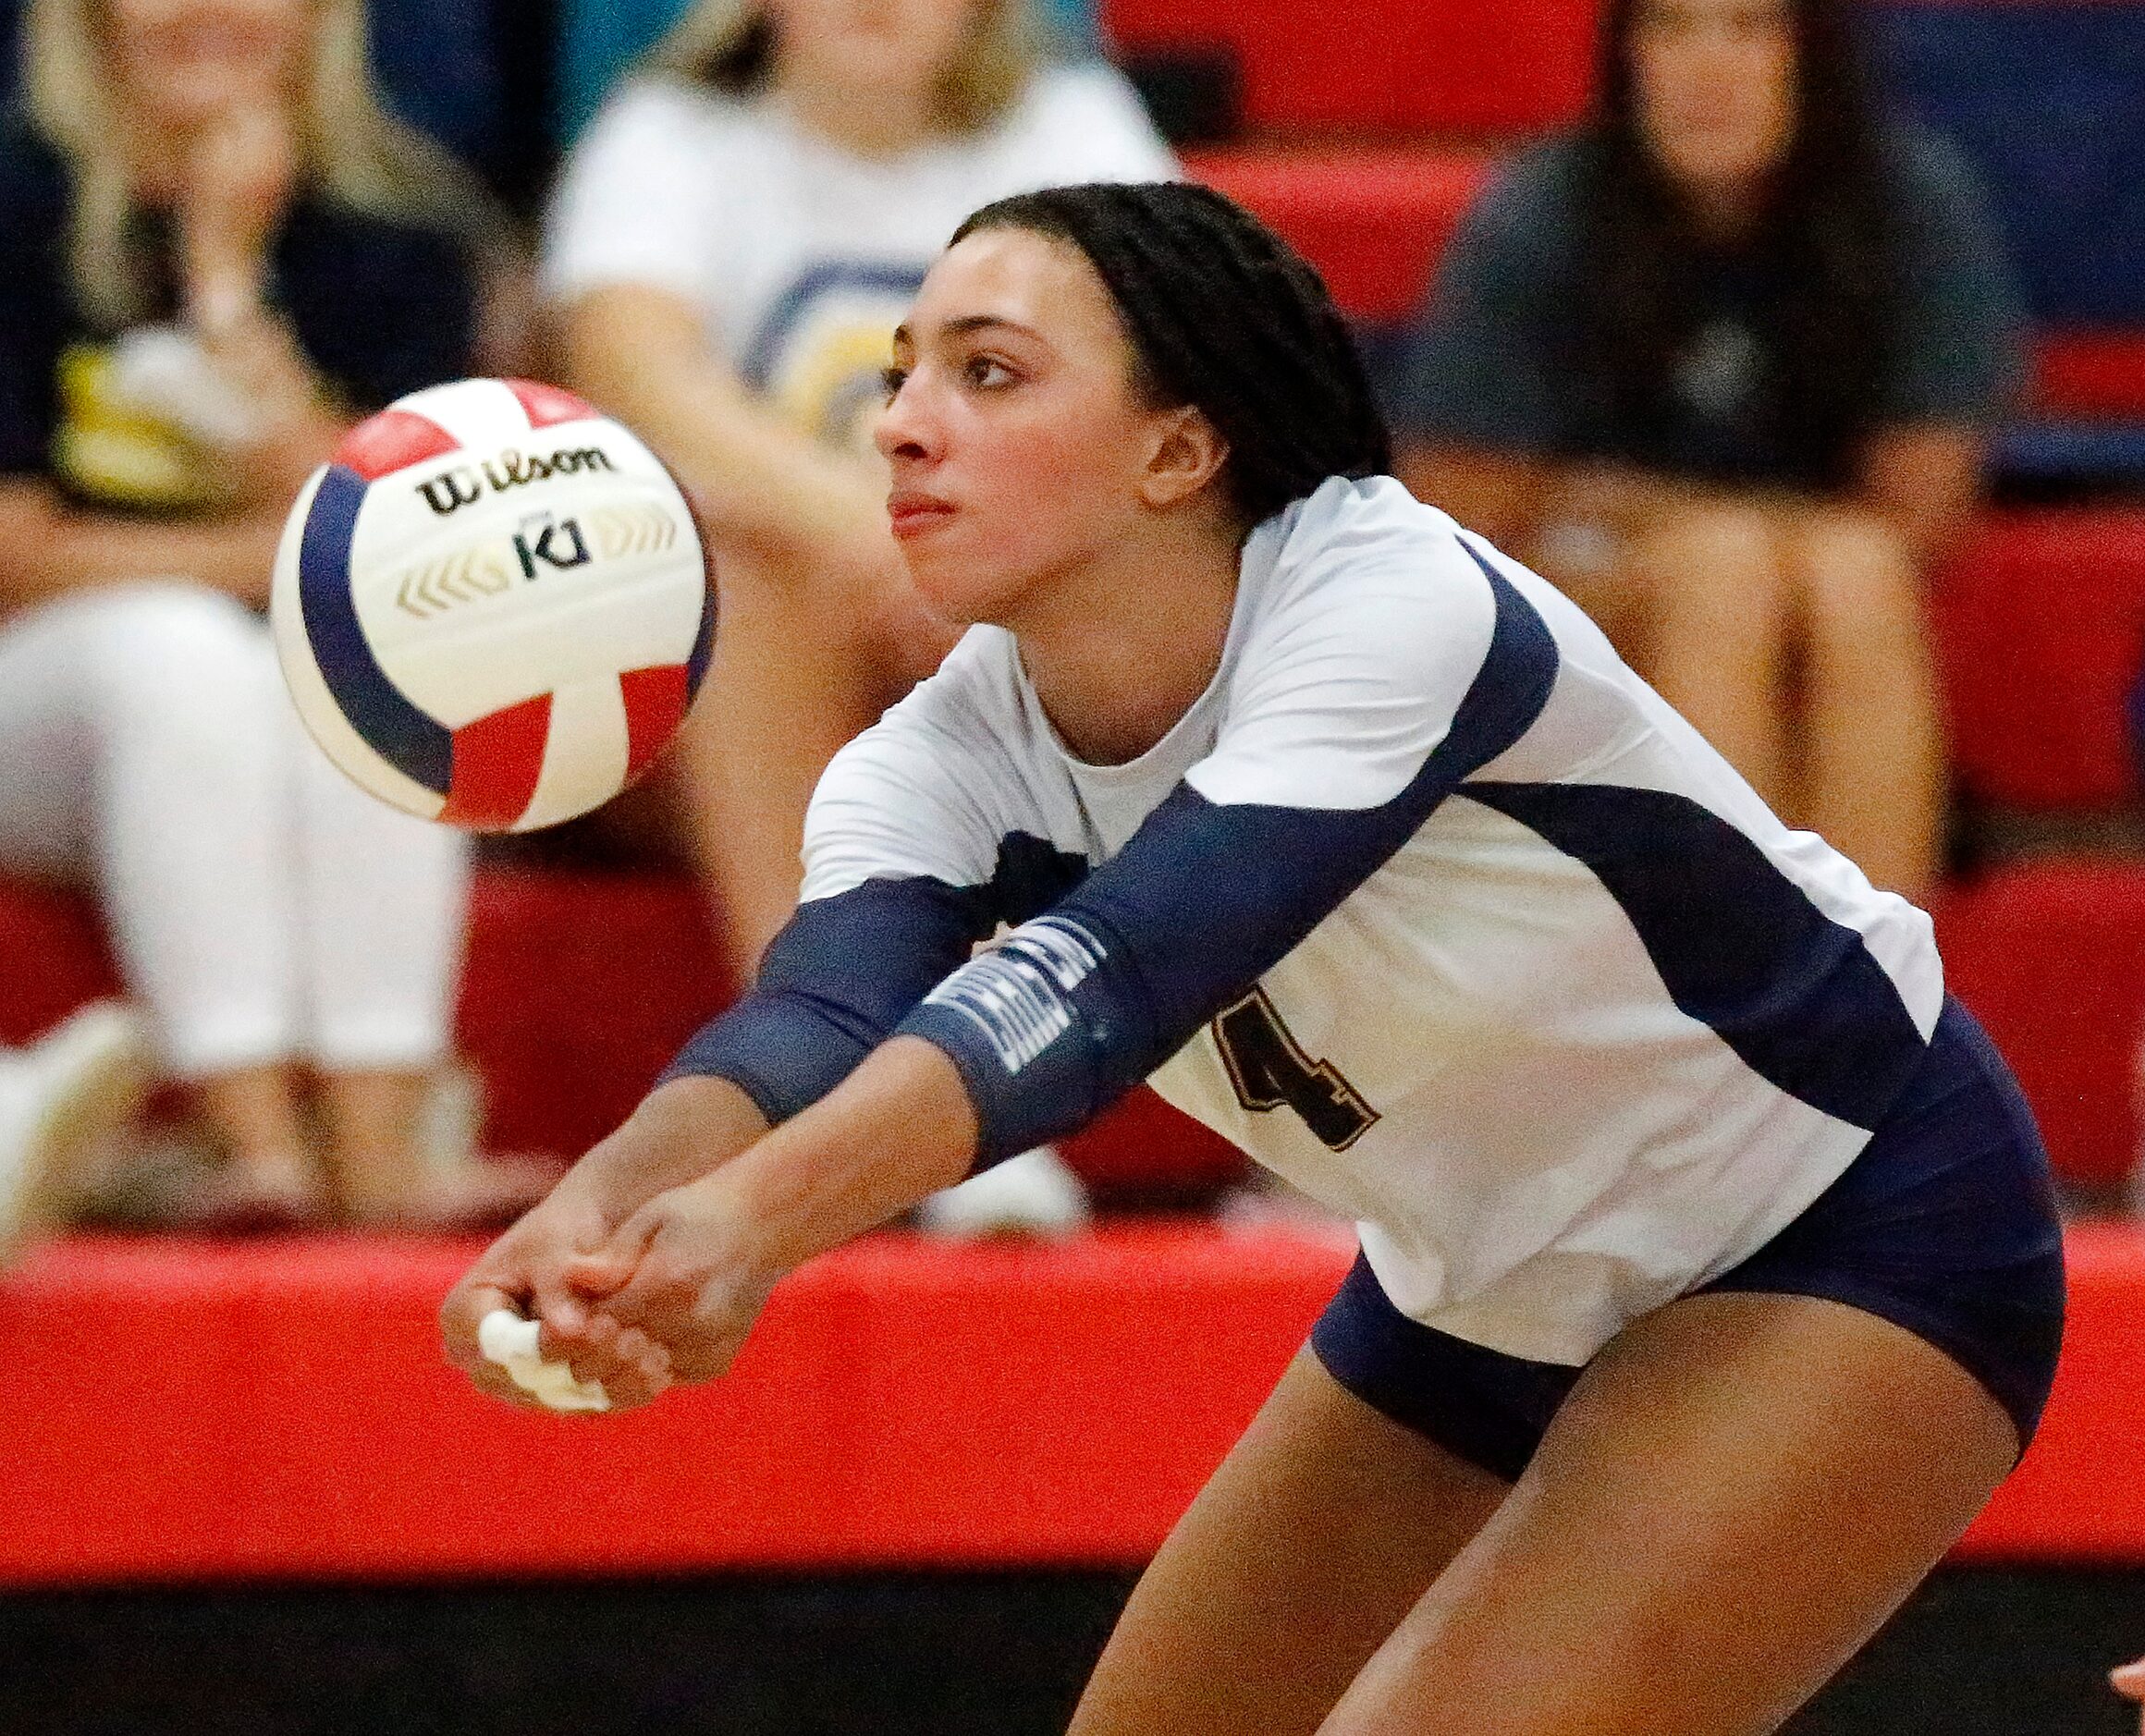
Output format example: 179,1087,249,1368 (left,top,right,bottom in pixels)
950,181,1391,527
